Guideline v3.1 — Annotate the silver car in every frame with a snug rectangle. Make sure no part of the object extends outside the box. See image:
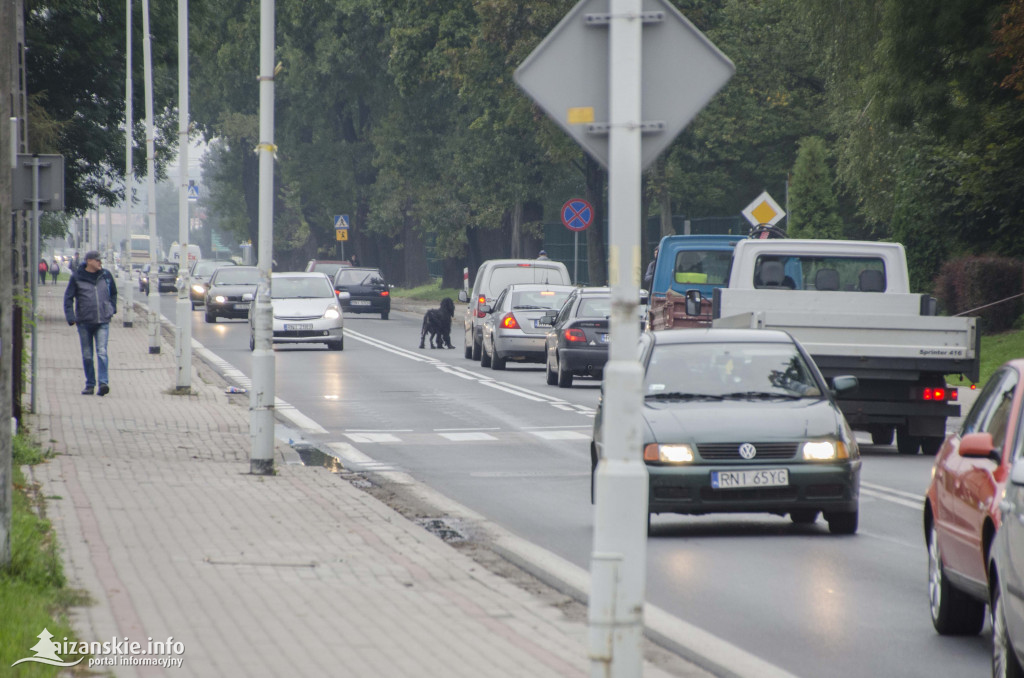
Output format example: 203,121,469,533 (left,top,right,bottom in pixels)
479,283,576,370
248,272,345,351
